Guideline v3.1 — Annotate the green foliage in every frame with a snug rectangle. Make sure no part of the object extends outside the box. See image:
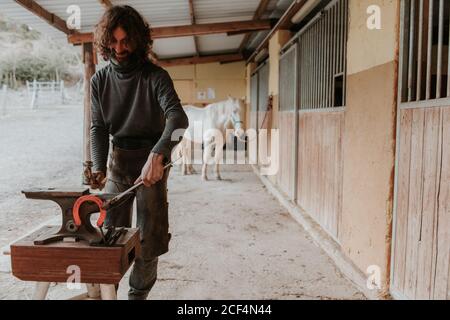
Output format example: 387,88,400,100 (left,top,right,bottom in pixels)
0,15,82,88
